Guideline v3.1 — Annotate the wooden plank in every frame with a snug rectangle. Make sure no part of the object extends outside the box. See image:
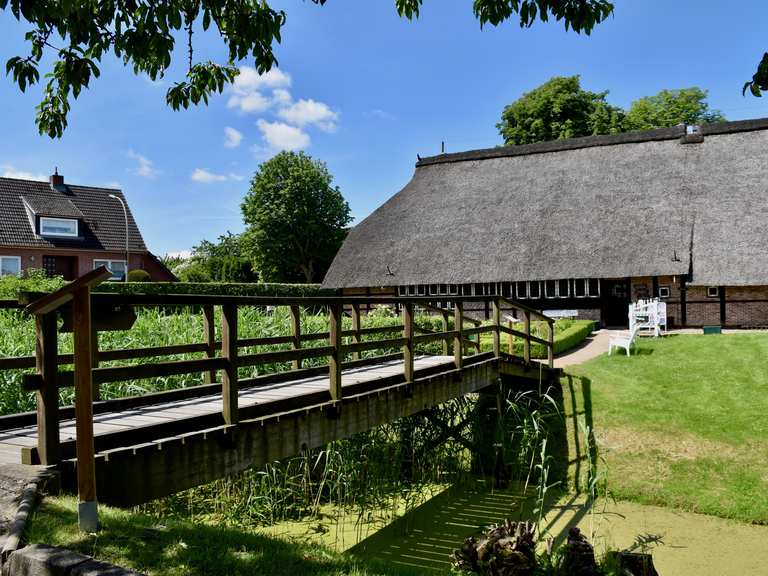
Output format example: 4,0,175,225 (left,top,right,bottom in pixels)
523,311,531,363
25,266,112,315
221,304,238,425
414,331,455,345
402,302,414,383
91,323,100,401
454,302,463,370
237,346,335,367
342,338,407,354
351,303,361,361
499,325,549,347
329,303,343,401
72,285,98,526
202,305,217,384
290,305,302,370
546,321,554,369
441,311,450,355
35,312,60,465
